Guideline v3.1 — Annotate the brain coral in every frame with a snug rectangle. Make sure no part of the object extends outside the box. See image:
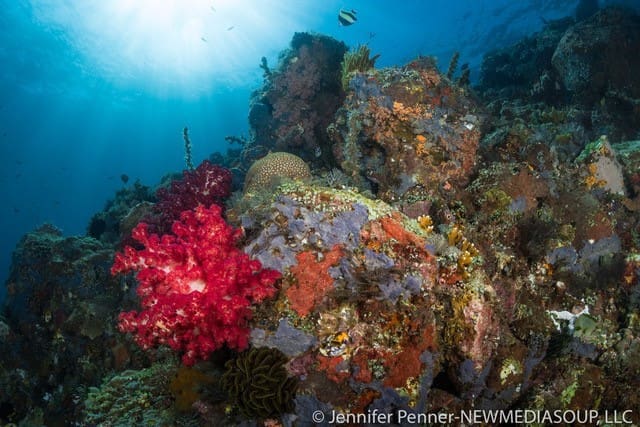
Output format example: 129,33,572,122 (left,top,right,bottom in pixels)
243,152,311,194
